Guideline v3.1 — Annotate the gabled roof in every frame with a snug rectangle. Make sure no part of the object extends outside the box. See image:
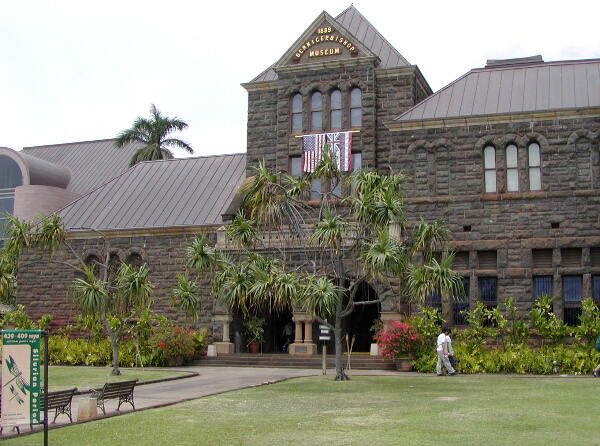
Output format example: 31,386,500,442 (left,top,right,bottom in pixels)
249,5,410,83
57,154,246,232
22,139,141,194
392,57,600,125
